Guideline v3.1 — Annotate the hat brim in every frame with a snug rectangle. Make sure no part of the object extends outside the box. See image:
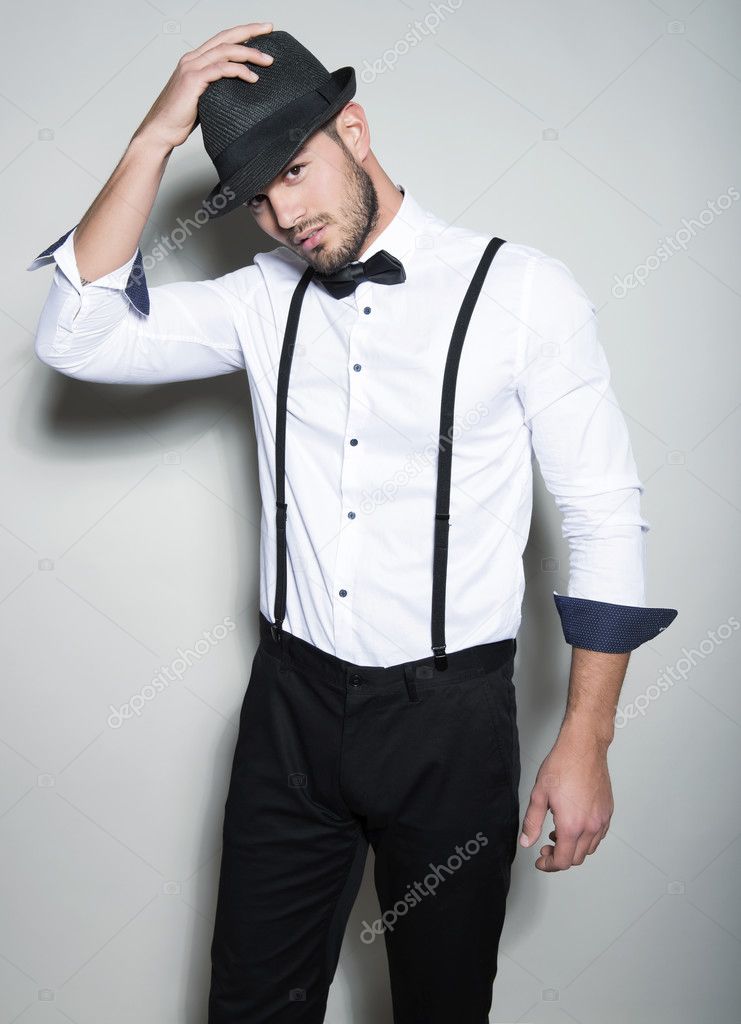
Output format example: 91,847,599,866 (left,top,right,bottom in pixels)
201,66,356,220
